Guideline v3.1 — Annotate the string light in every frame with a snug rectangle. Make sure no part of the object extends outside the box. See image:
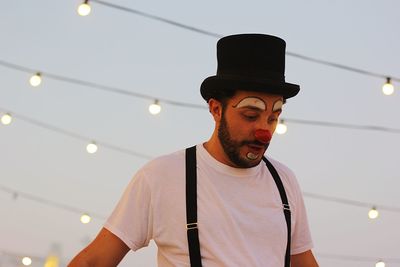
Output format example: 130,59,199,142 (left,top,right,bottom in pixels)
22,256,32,266
0,3,398,264
88,0,400,88
86,141,98,154
77,0,91,16
2,184,400,266
2,59,399,113
149,99,162,115
368,206,379,219
376,260,386,267
1,106,400,163
44,255,59,267
276,119,287,135
1,113,12,125
382,77,395,96
80,213,91,224
0,108,153,159
29,72,42,87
